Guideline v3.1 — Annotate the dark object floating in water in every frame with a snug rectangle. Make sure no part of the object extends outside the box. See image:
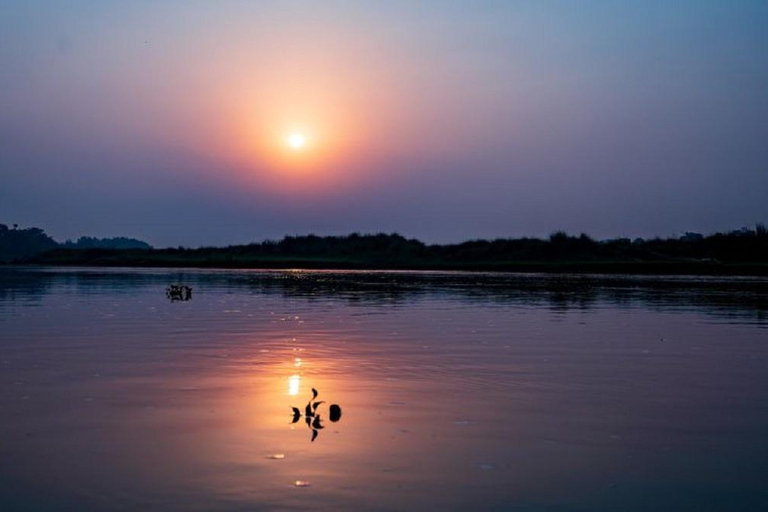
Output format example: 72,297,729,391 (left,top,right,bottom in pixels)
290,388,342,442
166,285,192,301
329,404,342,422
